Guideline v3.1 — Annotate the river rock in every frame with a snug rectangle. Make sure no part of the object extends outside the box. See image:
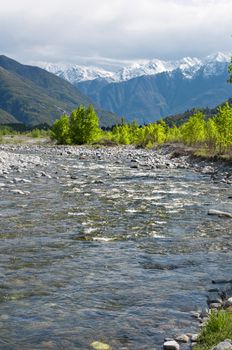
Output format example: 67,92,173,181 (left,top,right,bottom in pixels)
212,340,232,350
209,302,221,309
208,293,223,304
190,334,199,342
11,189,26,195
163,340,180,350
174,334,189,343
208,209,232,218
224,297,232,308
